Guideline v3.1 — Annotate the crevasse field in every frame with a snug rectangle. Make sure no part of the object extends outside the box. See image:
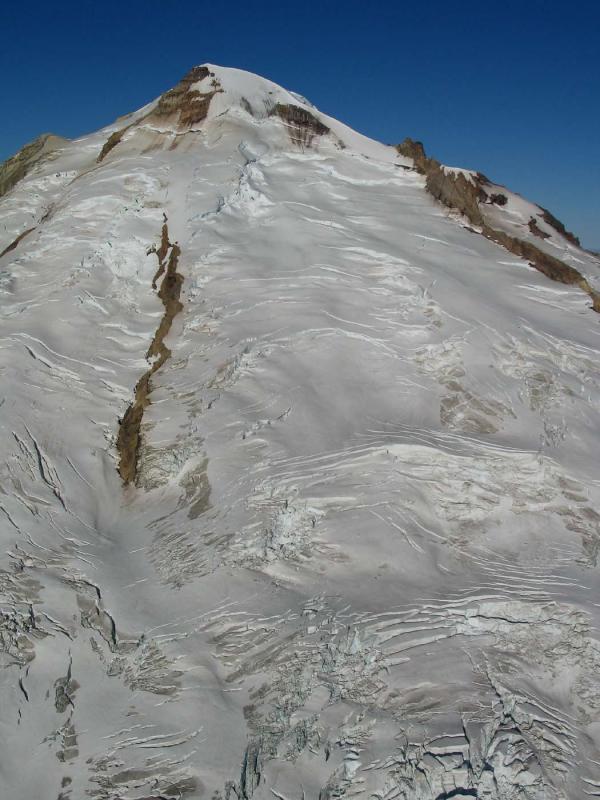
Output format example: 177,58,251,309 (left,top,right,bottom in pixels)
1,65,600,800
